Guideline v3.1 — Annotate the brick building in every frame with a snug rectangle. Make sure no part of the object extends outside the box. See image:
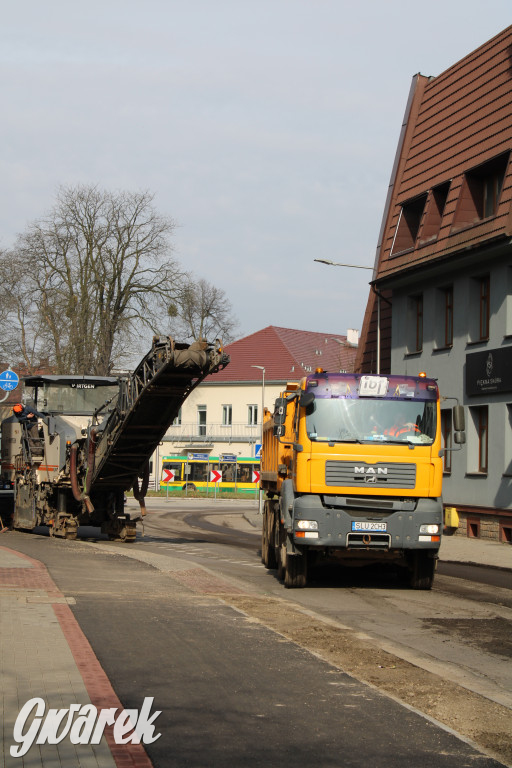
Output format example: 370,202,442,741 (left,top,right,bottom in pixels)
356,26,512,543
